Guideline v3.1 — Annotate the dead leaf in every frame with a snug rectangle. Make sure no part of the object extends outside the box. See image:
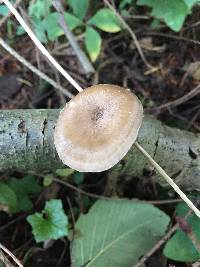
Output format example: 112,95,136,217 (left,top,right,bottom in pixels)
185,61,200,80
139,37,166,52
